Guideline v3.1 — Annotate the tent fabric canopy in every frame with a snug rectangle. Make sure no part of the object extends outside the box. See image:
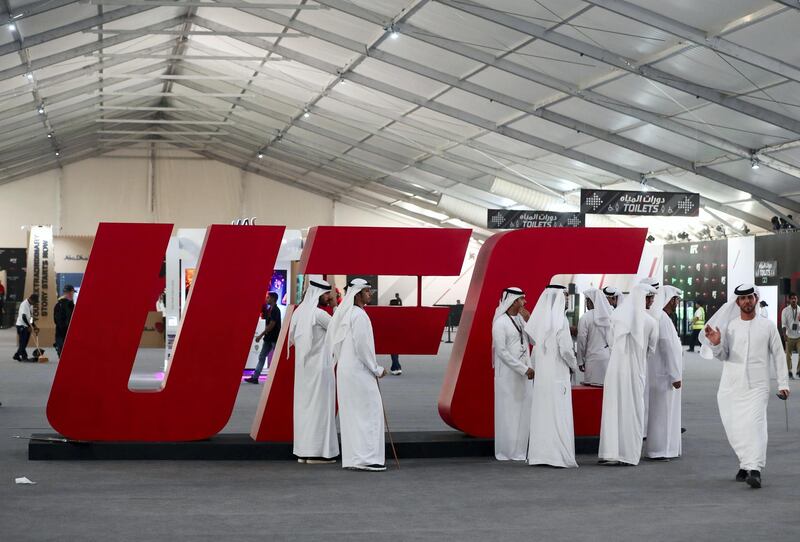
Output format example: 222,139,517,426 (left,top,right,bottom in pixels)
1,0,799,237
